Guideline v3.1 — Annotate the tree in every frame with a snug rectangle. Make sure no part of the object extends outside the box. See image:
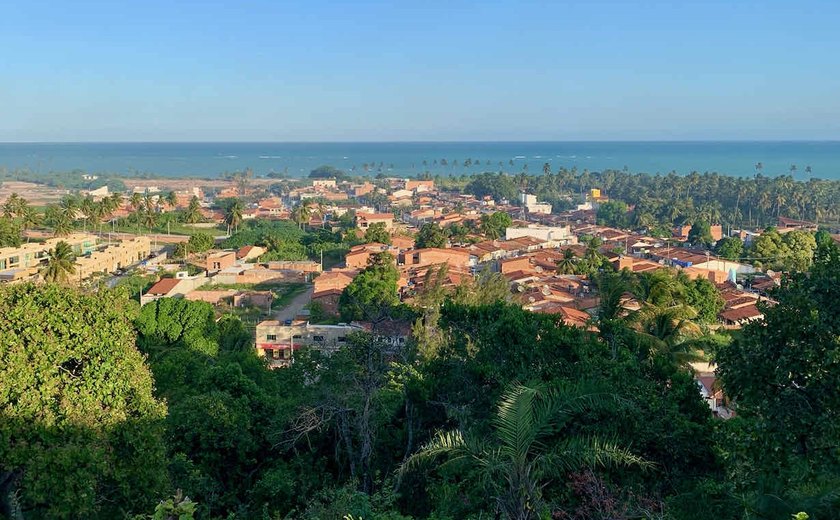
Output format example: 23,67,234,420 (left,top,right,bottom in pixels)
687,221,713,247
338,252,400,322
781,230,817,272
183,196,202,224
596,200,630,228
414,223,448,249
556,248,579,274
309,165,346,179
41,240,76,284
0,216,22,247
0,283,168,518
223,198,244,233
714,236,743,261
165,191,178,209
480,212,513,240
363,222,391,244
716,241,840,517
401,383,648,520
